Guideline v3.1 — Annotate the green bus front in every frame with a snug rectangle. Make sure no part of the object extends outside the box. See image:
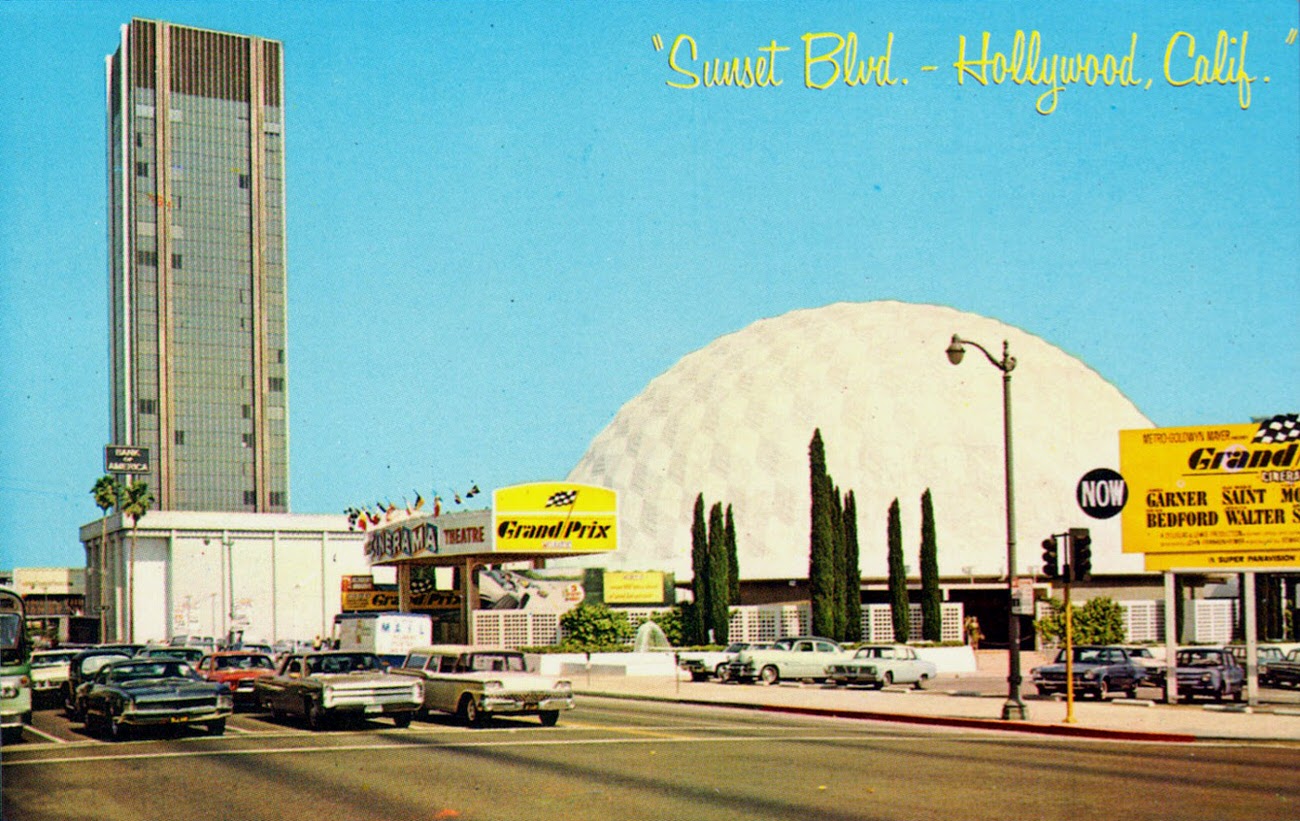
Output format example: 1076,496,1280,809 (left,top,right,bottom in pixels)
0,587,32,741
